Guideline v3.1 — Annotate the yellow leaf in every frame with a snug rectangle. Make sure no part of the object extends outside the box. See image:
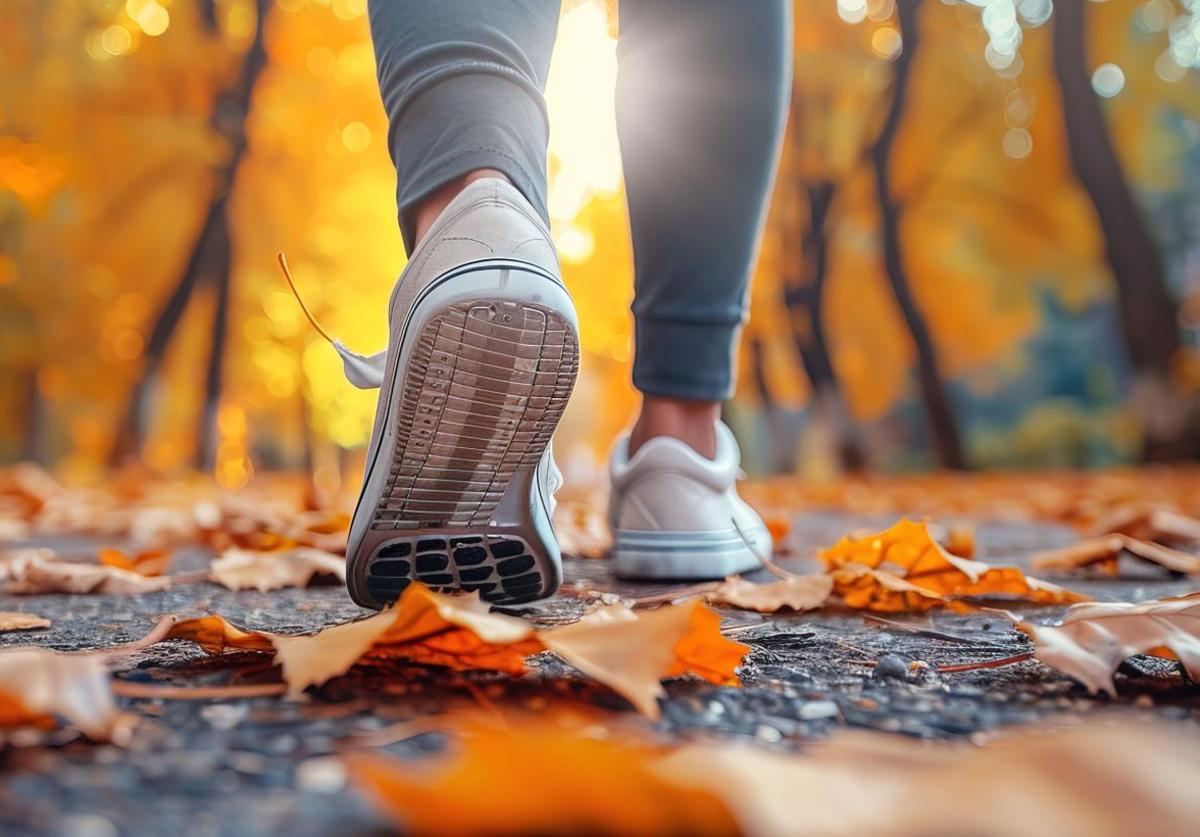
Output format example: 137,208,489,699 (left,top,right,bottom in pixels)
819,519,1087,610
